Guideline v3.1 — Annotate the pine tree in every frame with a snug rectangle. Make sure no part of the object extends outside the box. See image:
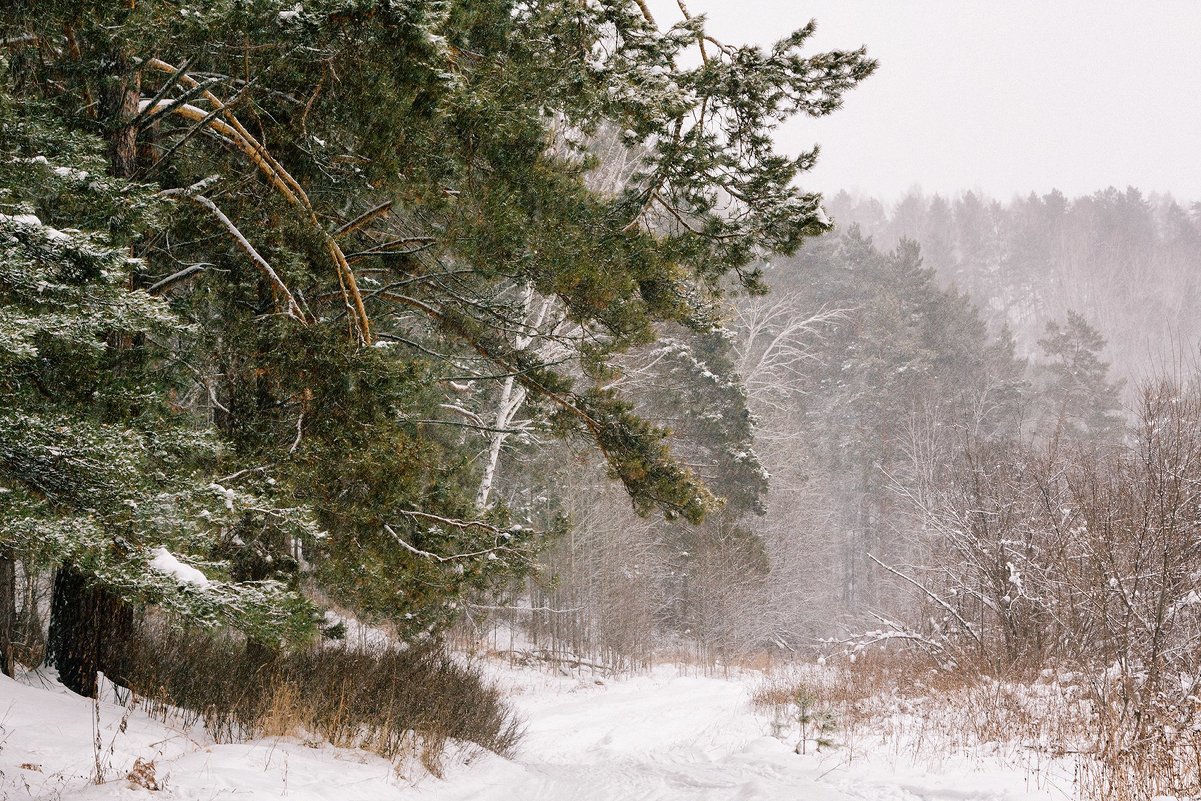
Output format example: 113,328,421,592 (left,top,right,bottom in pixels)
2,0,875,669
1036,310,1125,445
0,91,315,689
